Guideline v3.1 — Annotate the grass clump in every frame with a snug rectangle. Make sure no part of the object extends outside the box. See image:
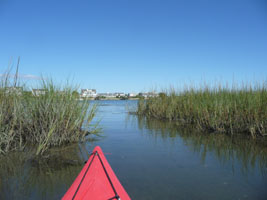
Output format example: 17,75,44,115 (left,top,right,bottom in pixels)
137,83,267,138
0,72,99,155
